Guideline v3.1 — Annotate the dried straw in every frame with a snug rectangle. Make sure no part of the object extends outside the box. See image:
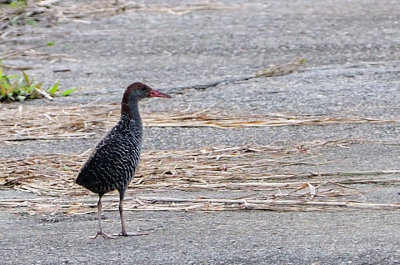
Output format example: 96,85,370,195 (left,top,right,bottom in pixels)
1,140,399,215
0,104,395,142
